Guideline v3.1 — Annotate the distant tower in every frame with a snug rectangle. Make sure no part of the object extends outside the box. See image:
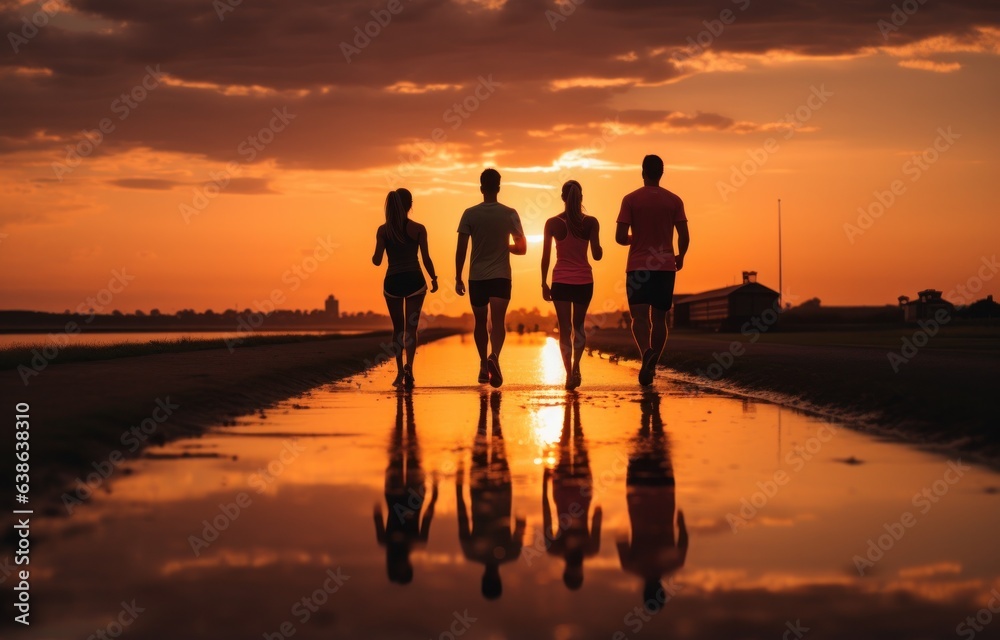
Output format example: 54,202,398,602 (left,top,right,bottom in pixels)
325,295,340,319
